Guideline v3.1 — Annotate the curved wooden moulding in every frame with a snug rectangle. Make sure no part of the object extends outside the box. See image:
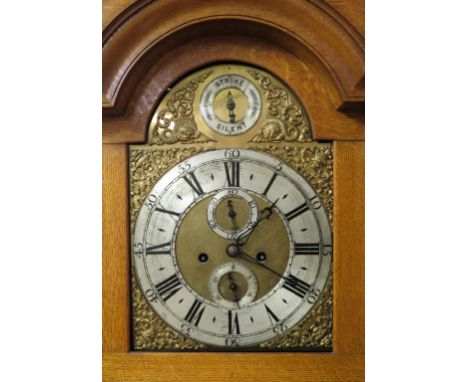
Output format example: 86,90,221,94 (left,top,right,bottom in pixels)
103,0,365,143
